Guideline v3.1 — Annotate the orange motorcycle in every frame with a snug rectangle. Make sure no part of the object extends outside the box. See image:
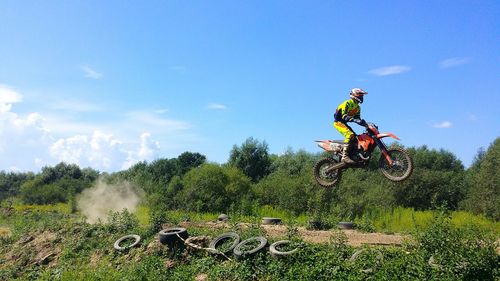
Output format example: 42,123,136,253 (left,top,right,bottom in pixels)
314,122,413,188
